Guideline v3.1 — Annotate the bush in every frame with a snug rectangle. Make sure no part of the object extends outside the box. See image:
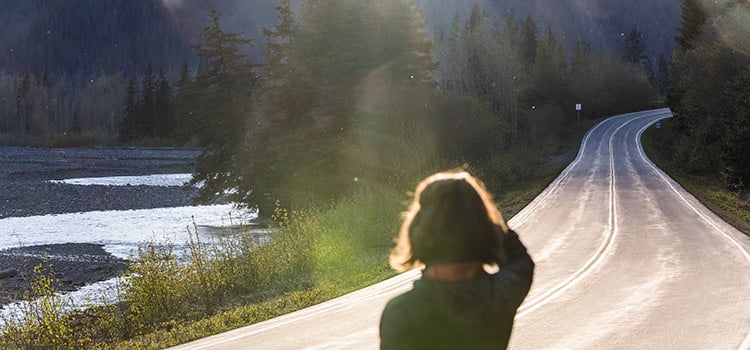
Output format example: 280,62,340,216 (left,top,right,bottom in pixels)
1,262,92,349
